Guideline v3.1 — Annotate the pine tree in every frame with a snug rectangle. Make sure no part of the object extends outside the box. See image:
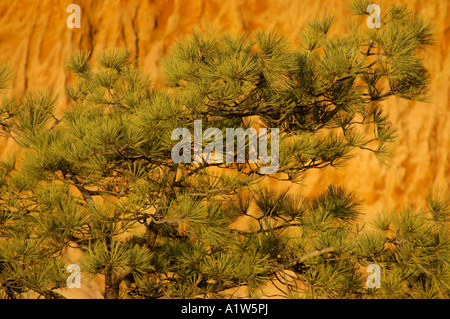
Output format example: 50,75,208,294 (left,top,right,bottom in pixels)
0,2,447,299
